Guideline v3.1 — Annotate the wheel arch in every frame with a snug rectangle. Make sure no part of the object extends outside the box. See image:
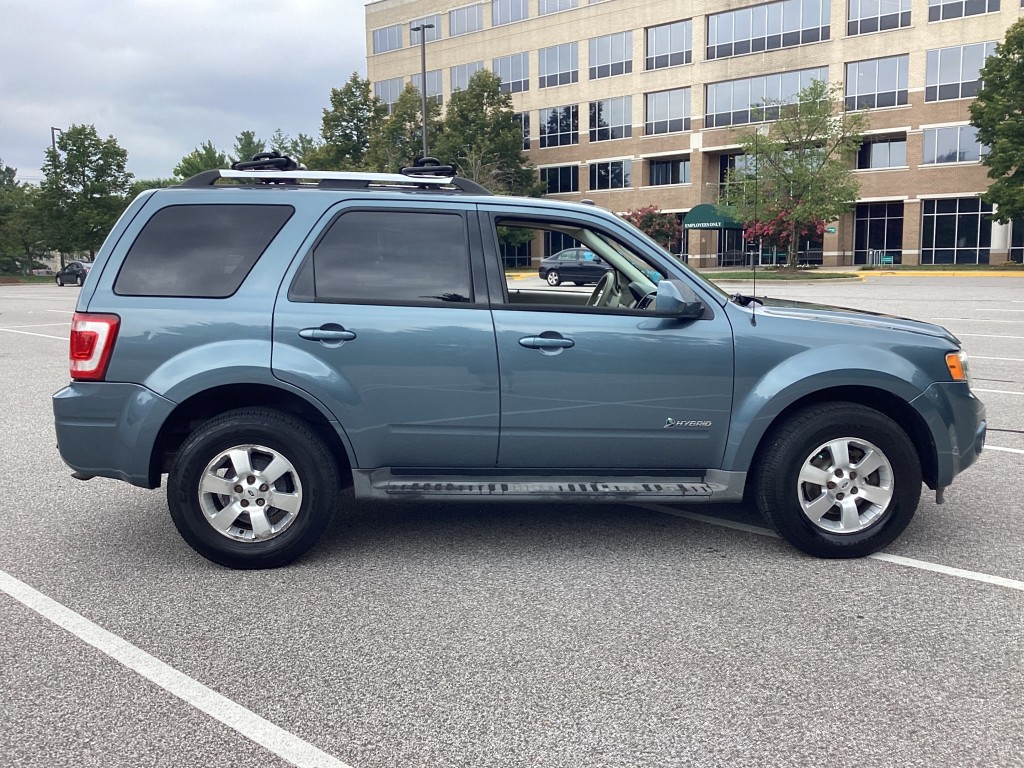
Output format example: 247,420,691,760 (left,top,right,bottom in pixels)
738,385,938,494
149,383,355,489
